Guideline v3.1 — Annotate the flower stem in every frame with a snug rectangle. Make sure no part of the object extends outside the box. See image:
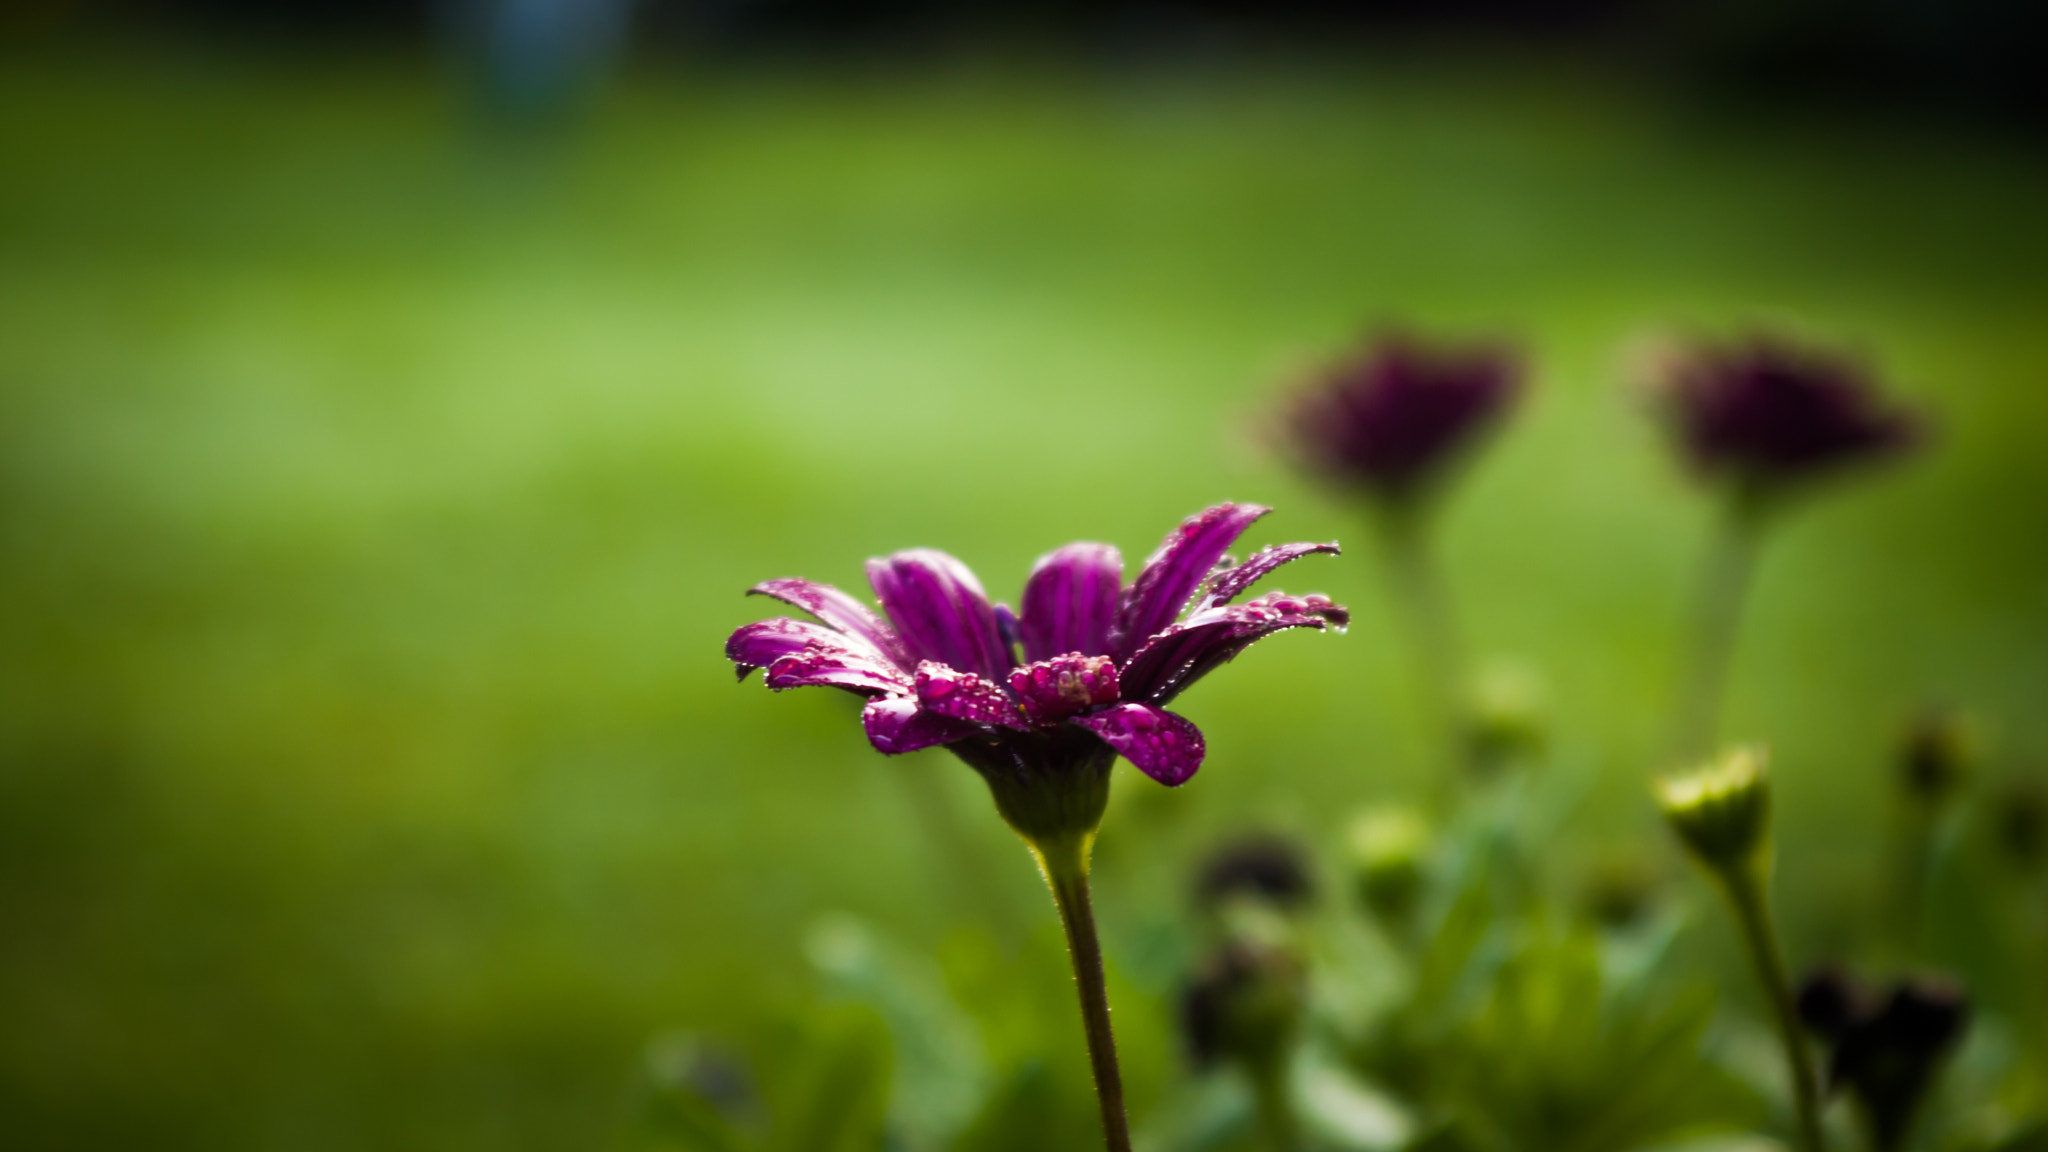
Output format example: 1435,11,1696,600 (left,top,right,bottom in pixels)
1036,833,1132,1152
1374,508,1466,783
1250,1058,1300,1152
1723,866,1825,1152
1674,506,1762,762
